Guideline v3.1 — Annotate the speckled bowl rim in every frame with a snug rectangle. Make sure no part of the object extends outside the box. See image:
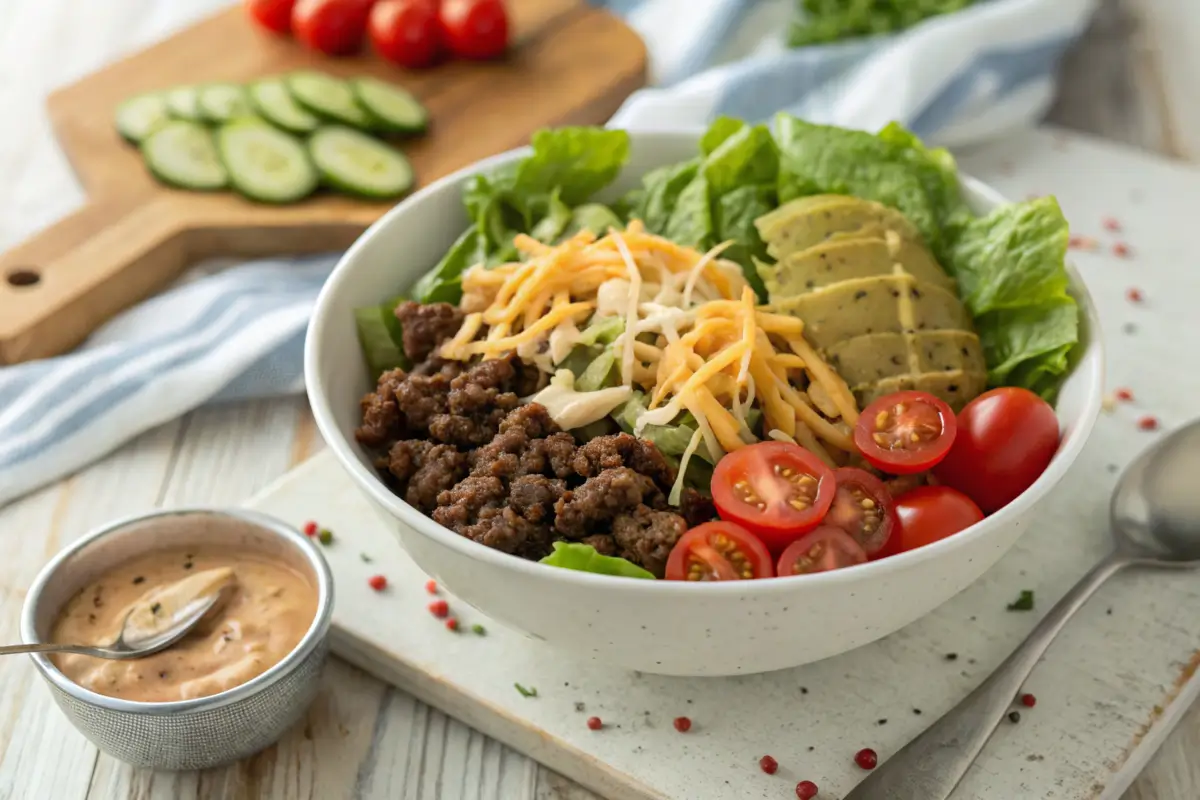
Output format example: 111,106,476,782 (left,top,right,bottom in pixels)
20,507,334,715
306,128,1104,595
